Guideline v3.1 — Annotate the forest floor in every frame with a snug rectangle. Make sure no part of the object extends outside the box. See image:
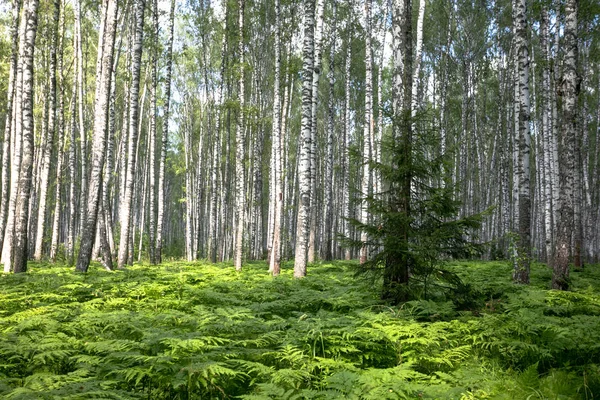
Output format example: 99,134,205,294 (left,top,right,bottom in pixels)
0,259,599,399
